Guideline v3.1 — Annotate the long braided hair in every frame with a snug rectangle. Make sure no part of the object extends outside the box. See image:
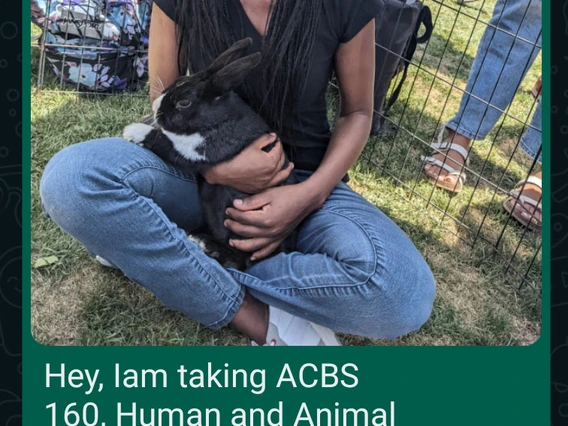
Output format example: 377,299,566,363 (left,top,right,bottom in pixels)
174,0,323,140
